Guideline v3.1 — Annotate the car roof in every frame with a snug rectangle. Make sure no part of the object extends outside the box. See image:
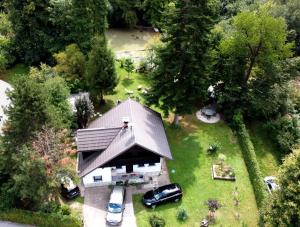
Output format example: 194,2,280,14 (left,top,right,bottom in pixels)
157,183,181,193
109,186,124,204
